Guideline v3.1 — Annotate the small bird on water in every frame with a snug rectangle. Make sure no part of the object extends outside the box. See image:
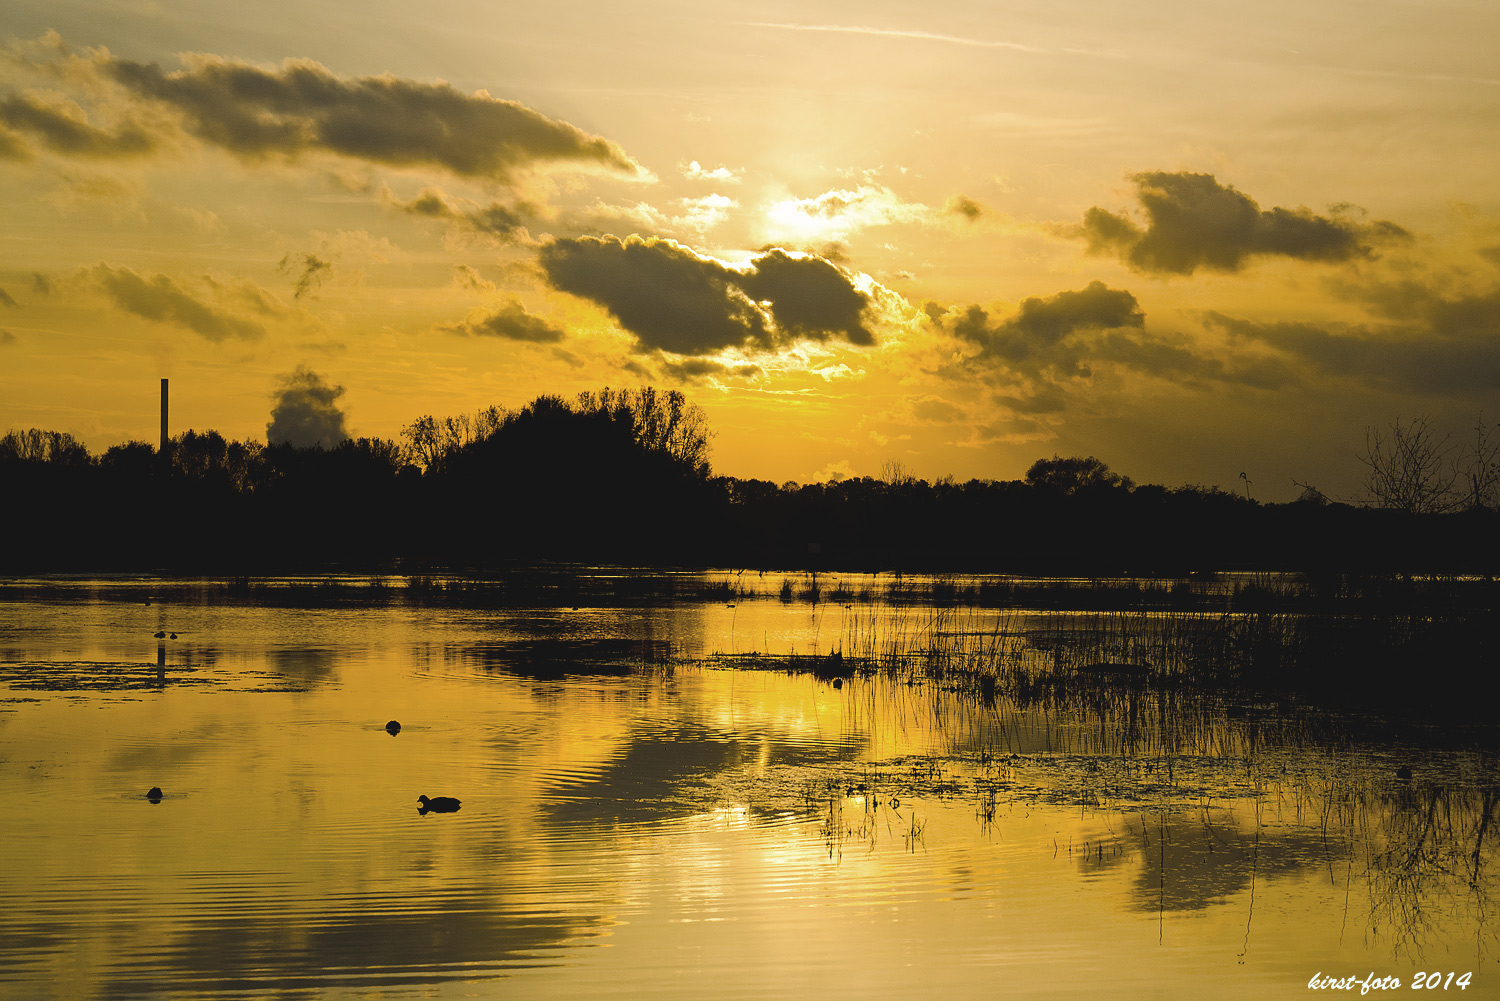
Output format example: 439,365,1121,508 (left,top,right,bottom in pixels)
418,794,461,814
385,720,401,735
146,786,163,802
